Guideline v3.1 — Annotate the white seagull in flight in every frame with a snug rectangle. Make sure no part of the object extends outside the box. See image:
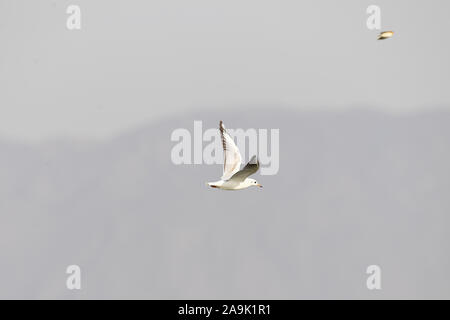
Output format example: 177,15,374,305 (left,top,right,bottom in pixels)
207,121,263,190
